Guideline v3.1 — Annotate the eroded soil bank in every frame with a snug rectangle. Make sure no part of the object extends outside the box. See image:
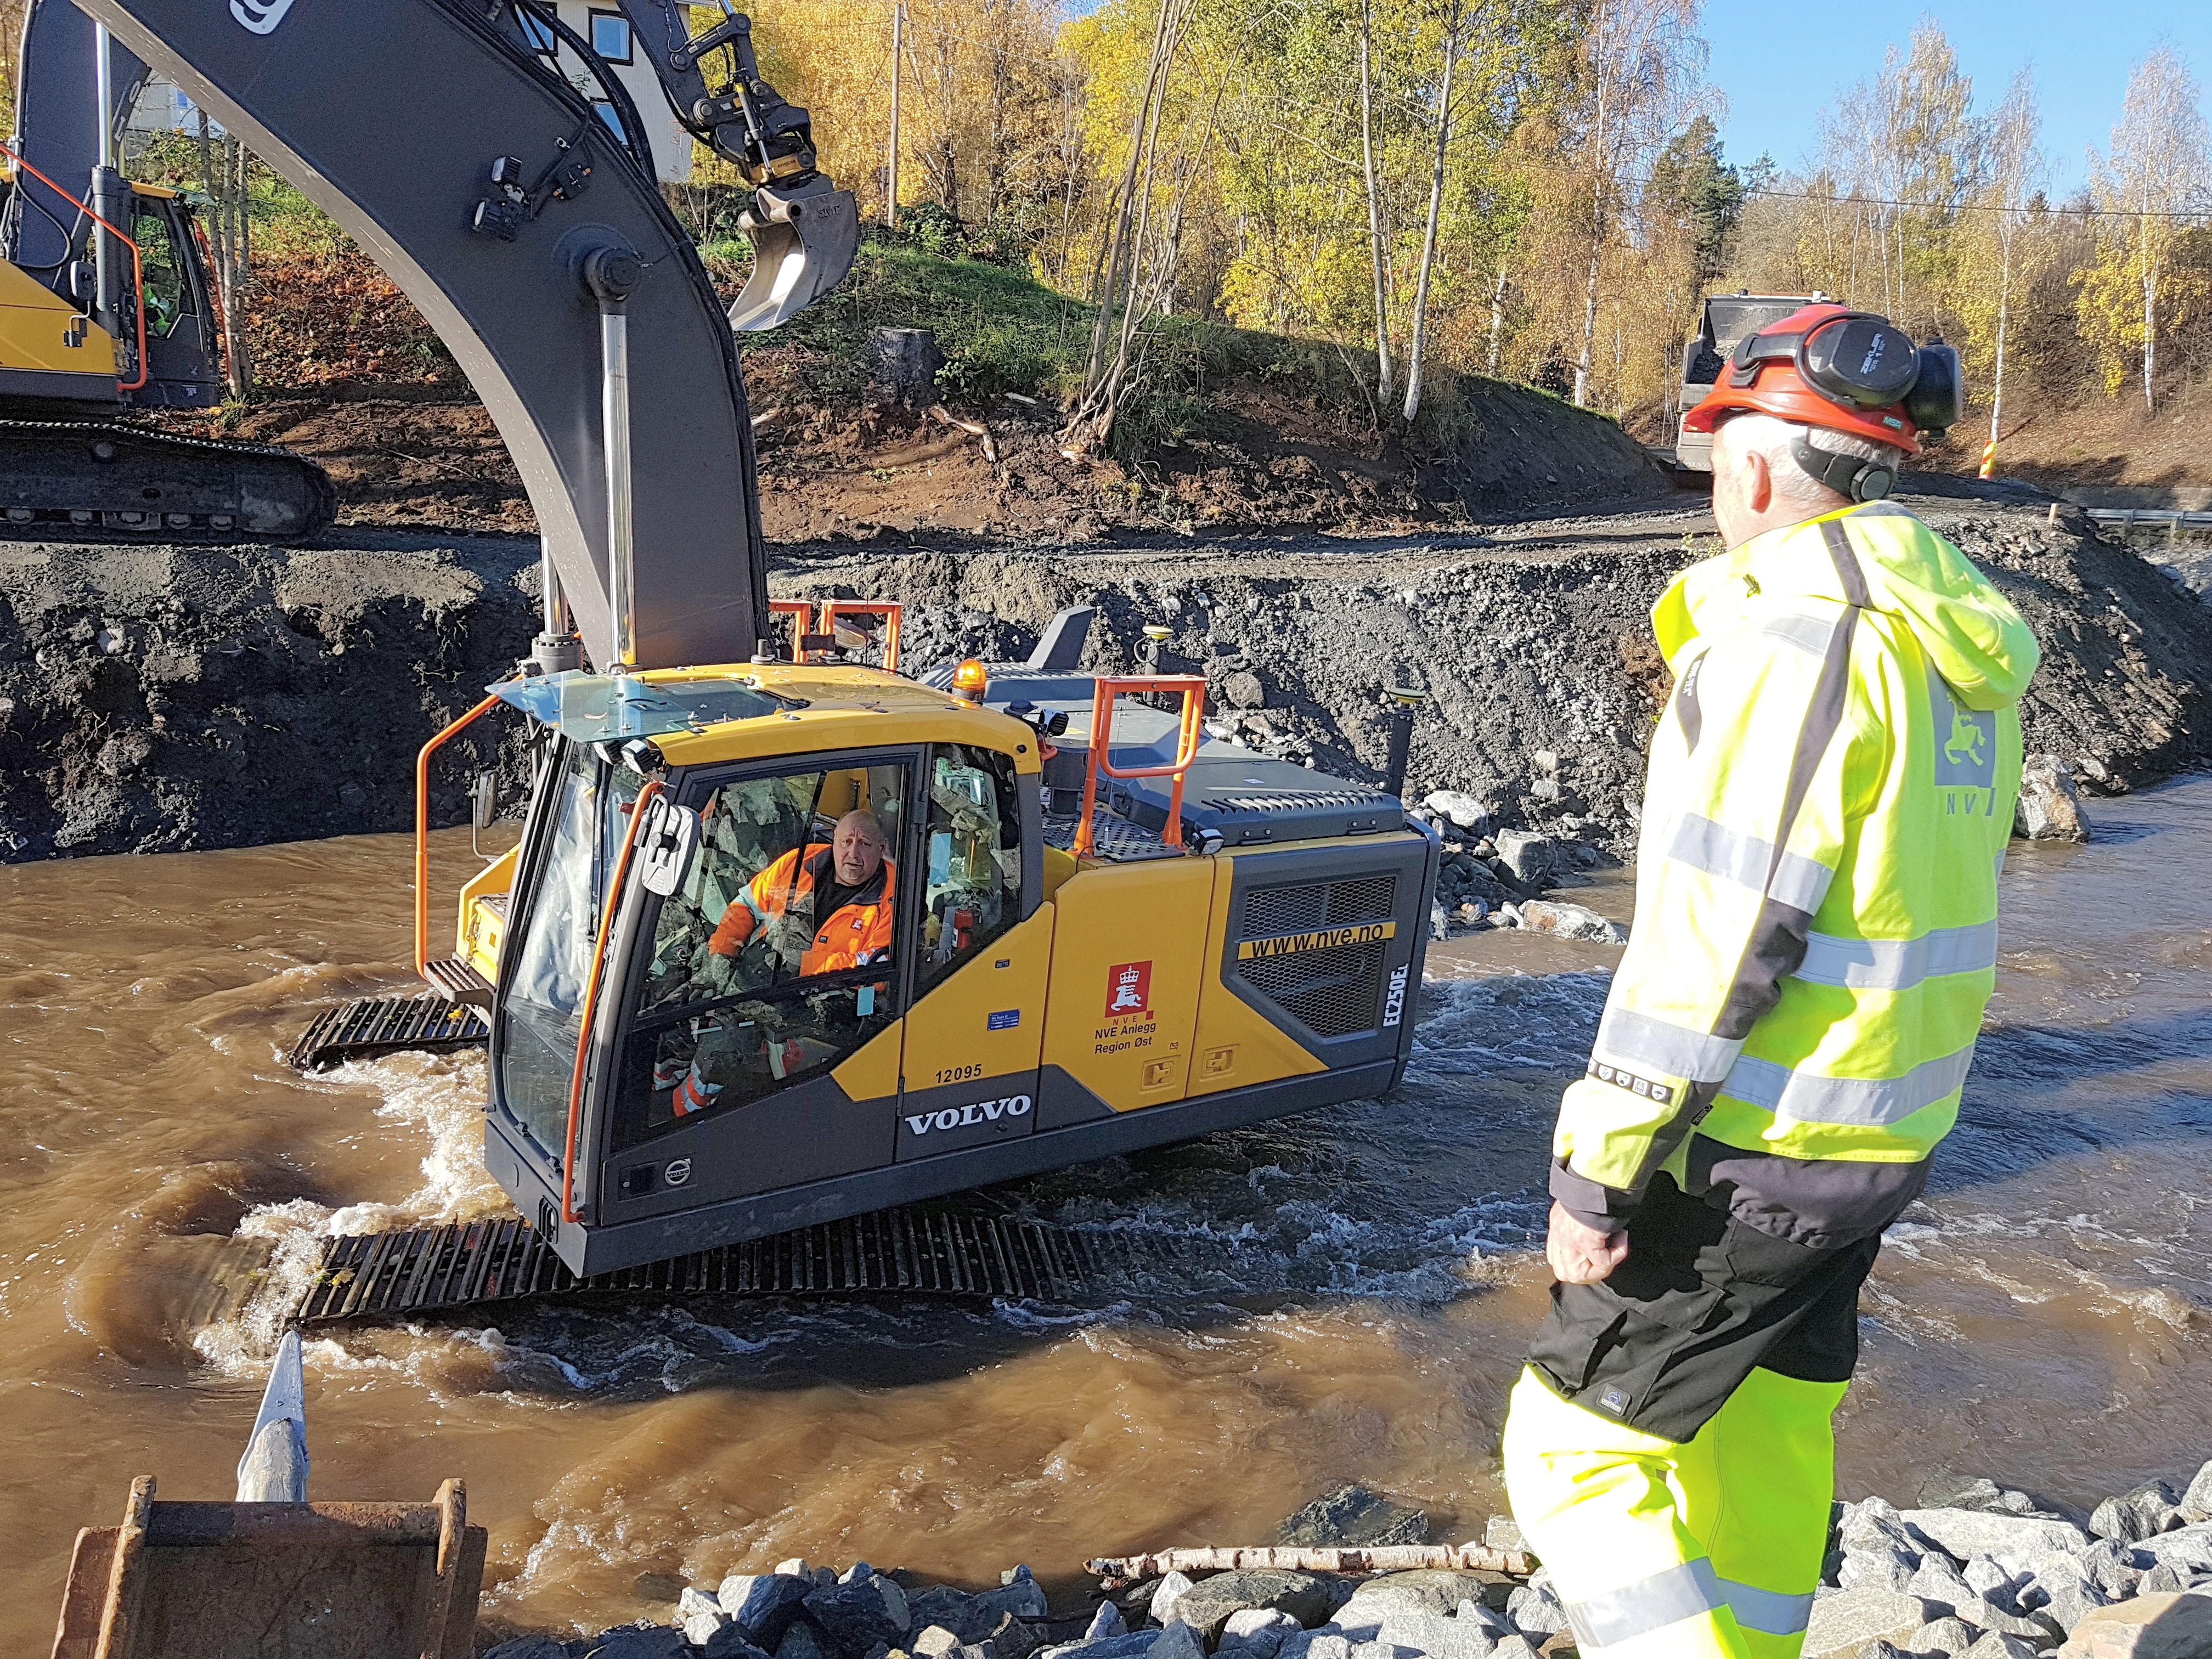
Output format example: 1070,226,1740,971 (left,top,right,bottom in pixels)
2,479,2208,861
